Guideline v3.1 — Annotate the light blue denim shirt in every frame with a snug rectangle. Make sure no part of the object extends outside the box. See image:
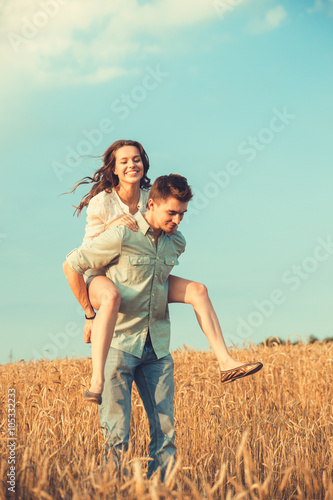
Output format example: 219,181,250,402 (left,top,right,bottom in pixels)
66,211,186,359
